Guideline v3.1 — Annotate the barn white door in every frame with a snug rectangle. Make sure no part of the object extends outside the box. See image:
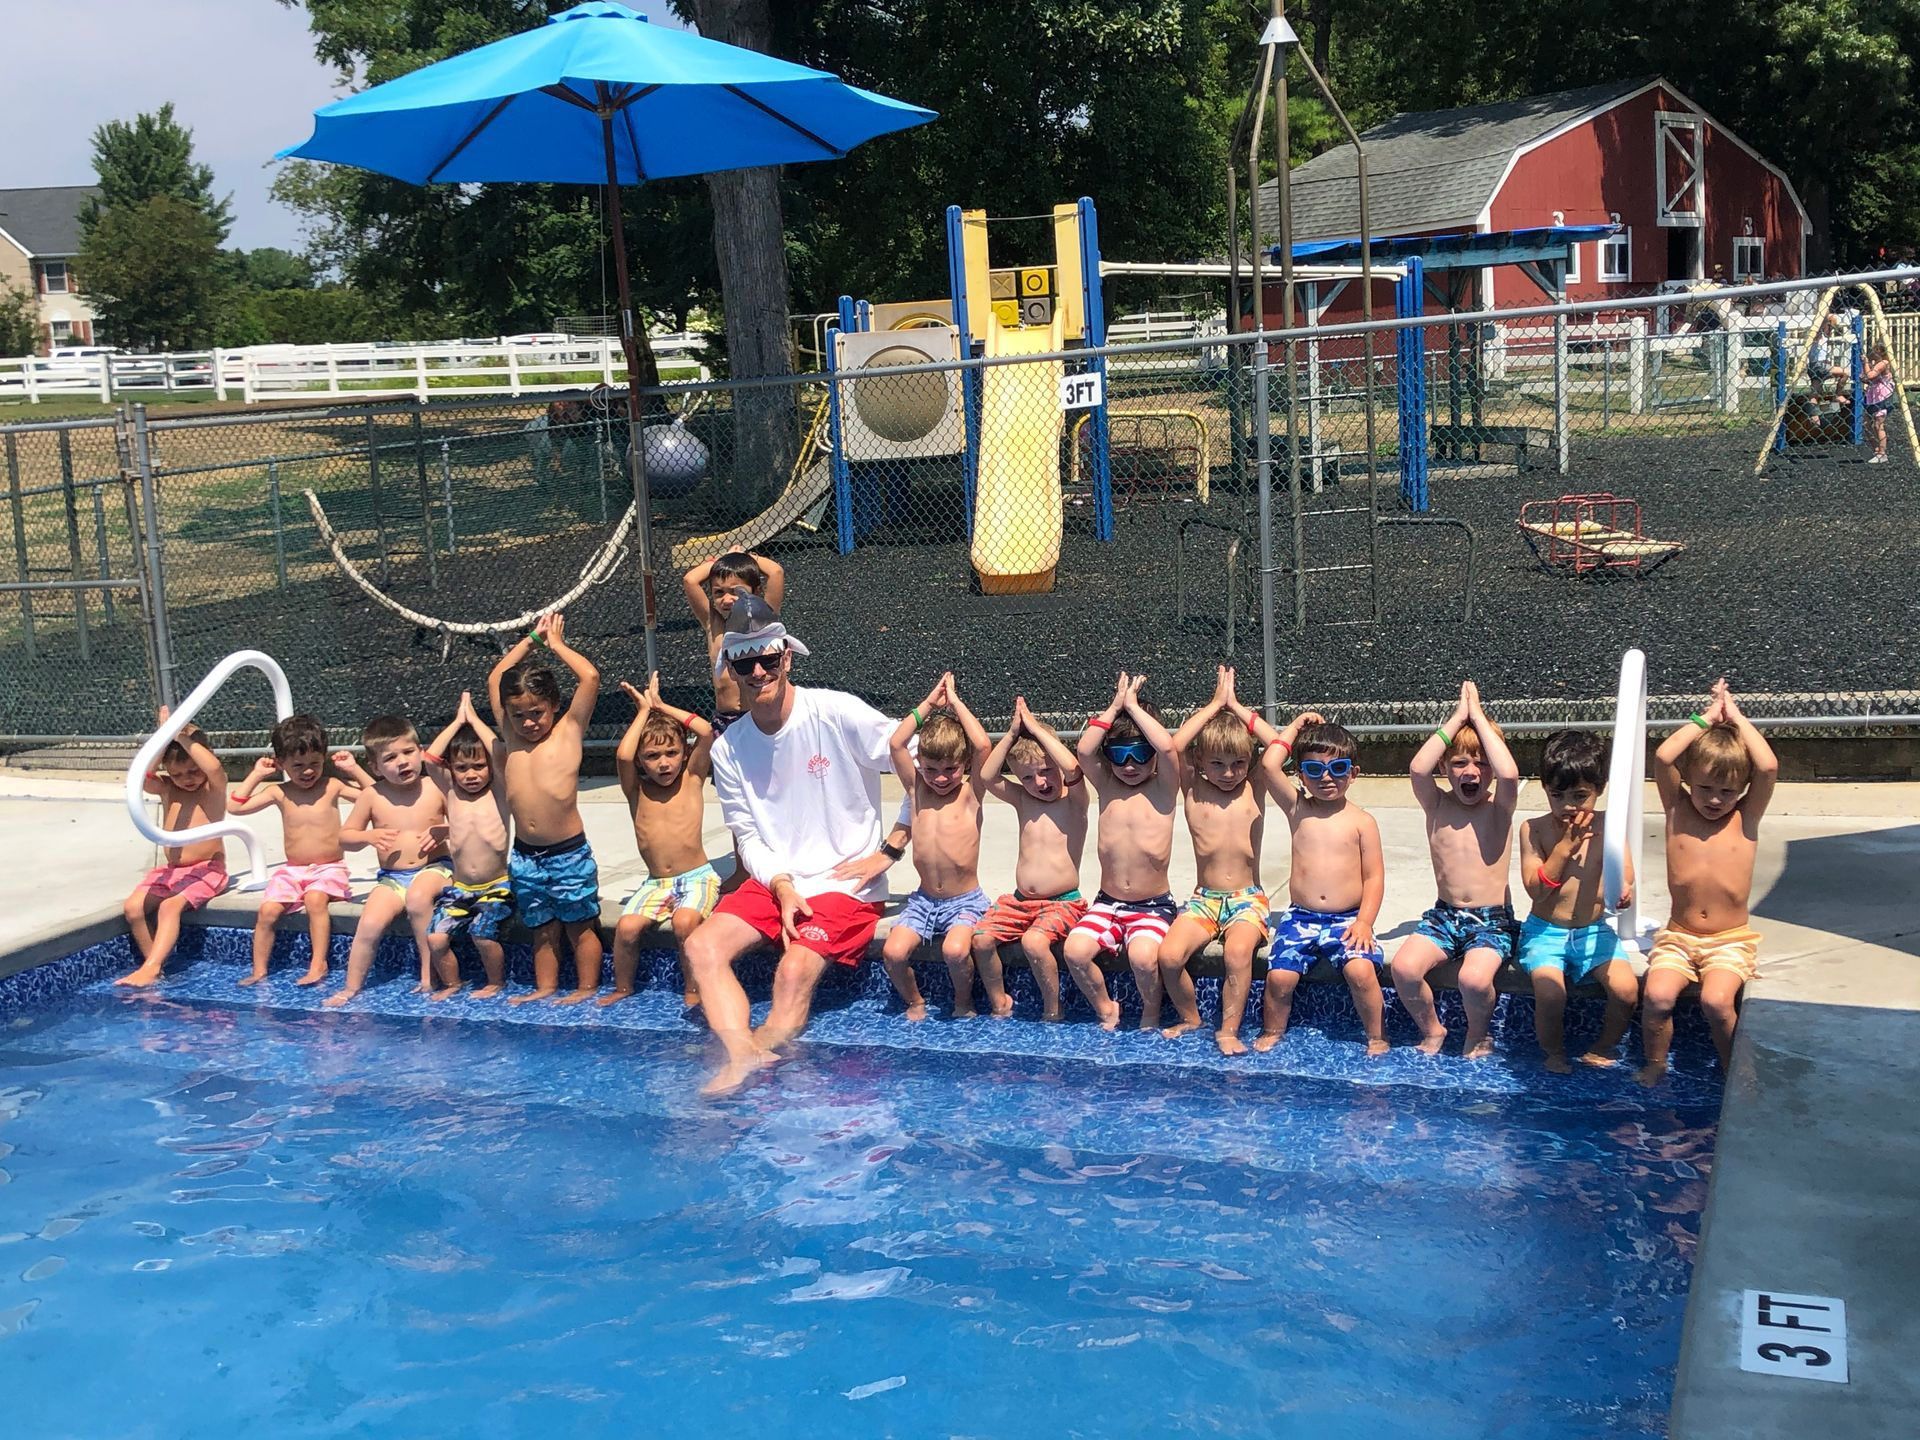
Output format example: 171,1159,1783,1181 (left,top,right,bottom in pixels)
1655,113,1704,227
